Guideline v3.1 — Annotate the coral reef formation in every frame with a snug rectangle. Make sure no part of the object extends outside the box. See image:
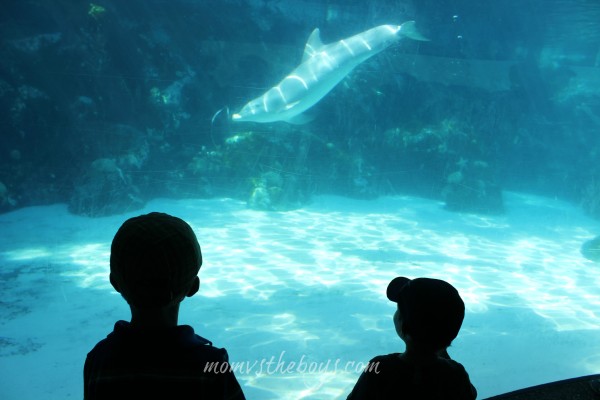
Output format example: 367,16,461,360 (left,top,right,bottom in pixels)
443,159,504,214
581,178,600,220
581,236,600,263
0,0,598,217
